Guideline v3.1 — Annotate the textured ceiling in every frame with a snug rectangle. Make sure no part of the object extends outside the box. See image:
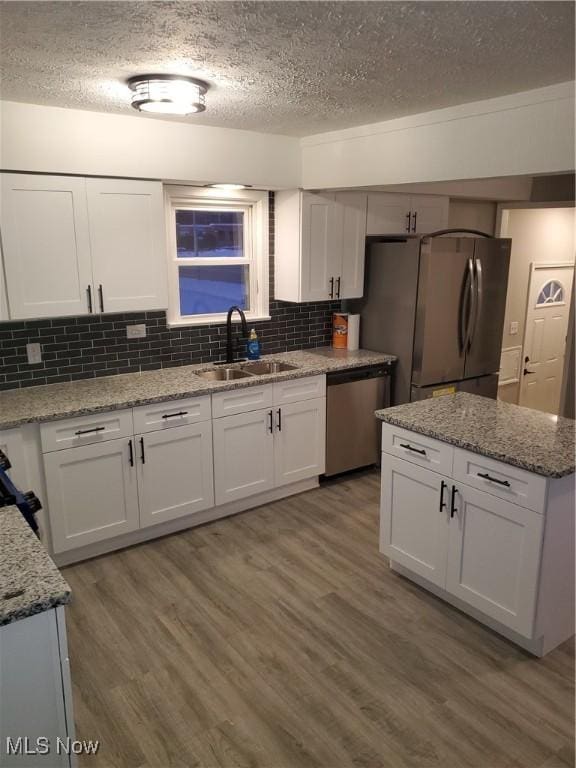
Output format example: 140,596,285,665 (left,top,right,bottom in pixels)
0,1,573,137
